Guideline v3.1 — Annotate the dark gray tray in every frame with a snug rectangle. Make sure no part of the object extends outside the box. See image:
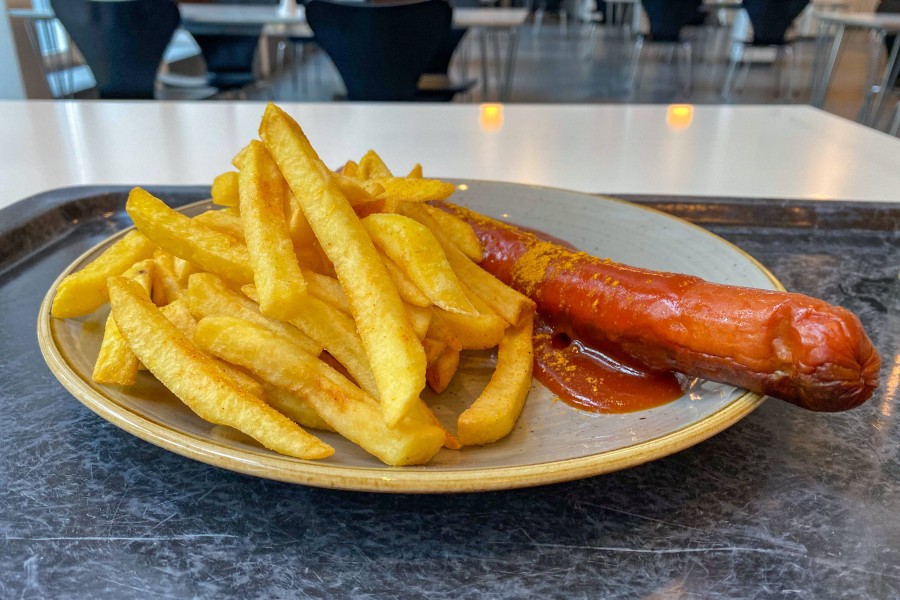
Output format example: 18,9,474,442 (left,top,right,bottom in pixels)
2,186,899,598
